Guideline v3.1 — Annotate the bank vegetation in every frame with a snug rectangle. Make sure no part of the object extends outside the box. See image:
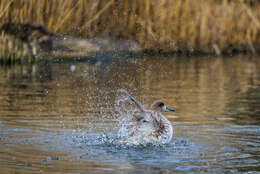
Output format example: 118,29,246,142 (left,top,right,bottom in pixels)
0,0,260,55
